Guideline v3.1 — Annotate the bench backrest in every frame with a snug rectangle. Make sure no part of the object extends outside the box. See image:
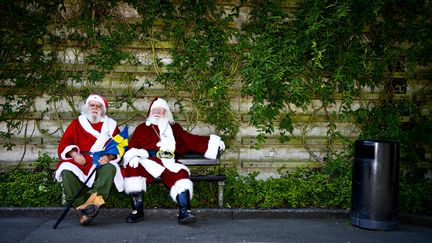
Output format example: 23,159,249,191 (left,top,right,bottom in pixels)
177,151,221,166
